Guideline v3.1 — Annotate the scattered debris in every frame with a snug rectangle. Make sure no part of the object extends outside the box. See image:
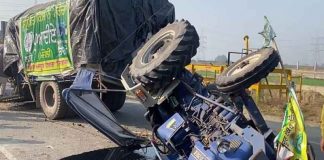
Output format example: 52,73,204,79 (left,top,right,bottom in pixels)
72,123,85,128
